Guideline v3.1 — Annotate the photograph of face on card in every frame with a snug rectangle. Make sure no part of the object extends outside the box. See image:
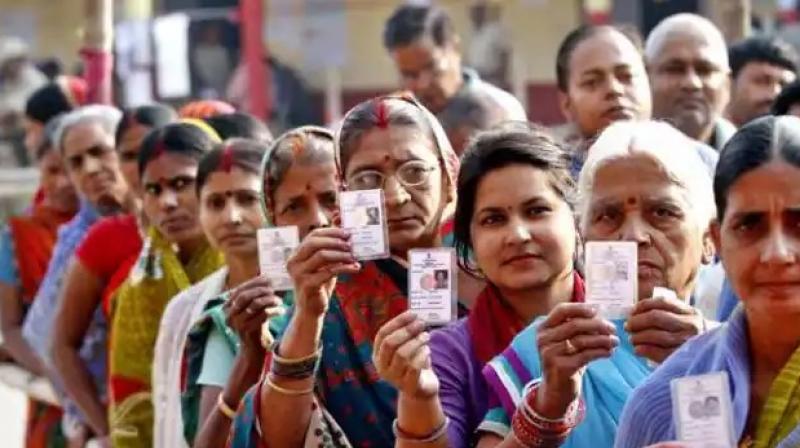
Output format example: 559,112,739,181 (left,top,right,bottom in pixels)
671,372,735,447
339,189,389,260
257,226,300,292
408,249,456,326
585,241,638,319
